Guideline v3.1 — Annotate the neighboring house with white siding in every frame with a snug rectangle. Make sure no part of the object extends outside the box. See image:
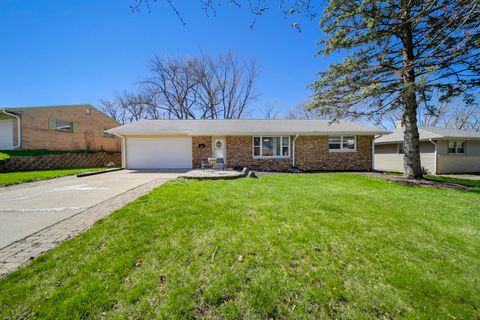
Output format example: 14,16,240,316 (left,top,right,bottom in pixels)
374,126,480,174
